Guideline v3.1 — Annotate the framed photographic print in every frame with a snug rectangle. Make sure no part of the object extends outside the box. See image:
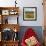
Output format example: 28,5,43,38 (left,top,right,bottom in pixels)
0,32,1,41
0,15,1,24
9,10,15,15
2,10,9,15
9,10,17,15
23,7,37,21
